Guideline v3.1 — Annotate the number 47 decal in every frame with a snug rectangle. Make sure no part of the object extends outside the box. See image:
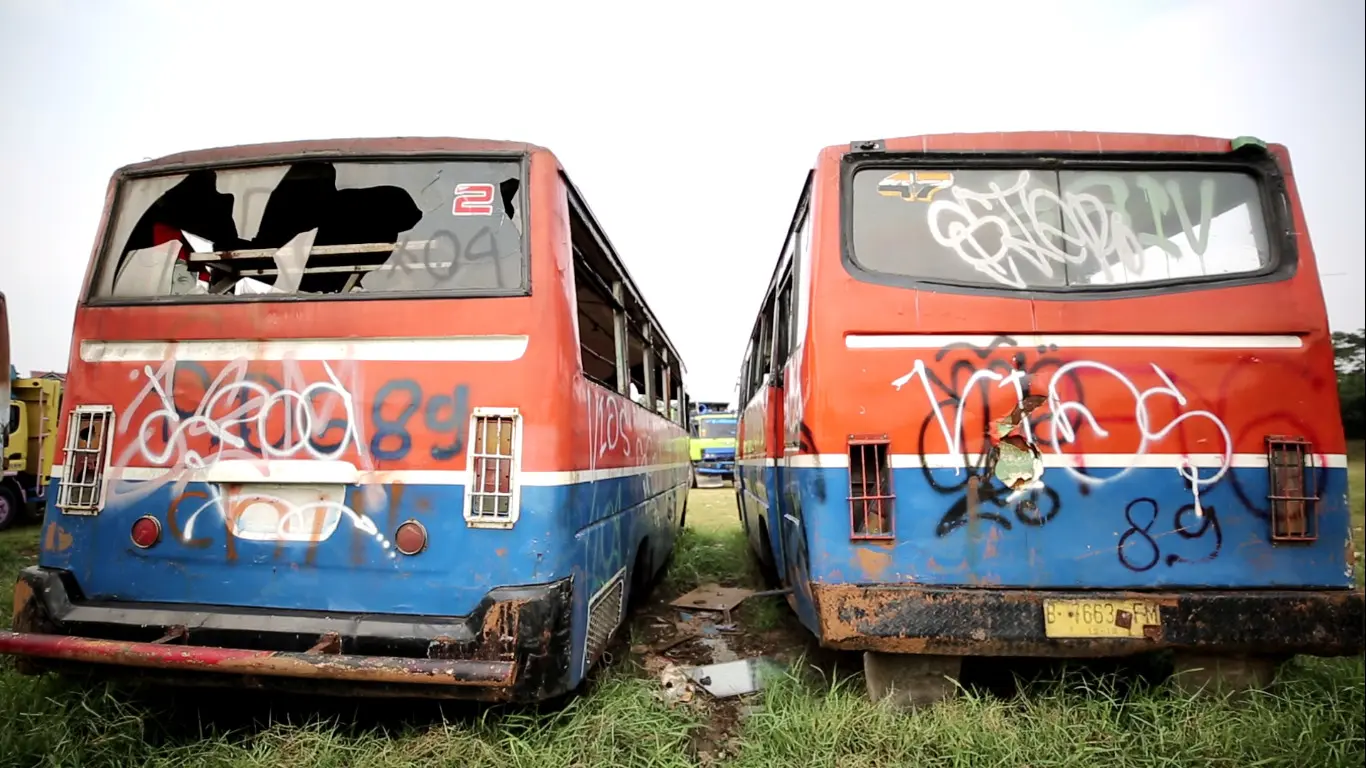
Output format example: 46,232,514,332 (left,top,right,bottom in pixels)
453,183,496,216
